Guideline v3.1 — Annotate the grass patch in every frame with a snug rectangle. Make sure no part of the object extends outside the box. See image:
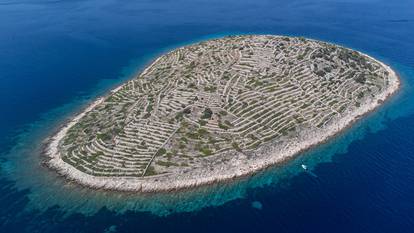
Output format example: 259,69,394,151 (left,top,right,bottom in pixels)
156,160,179,167
199,147,213,156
